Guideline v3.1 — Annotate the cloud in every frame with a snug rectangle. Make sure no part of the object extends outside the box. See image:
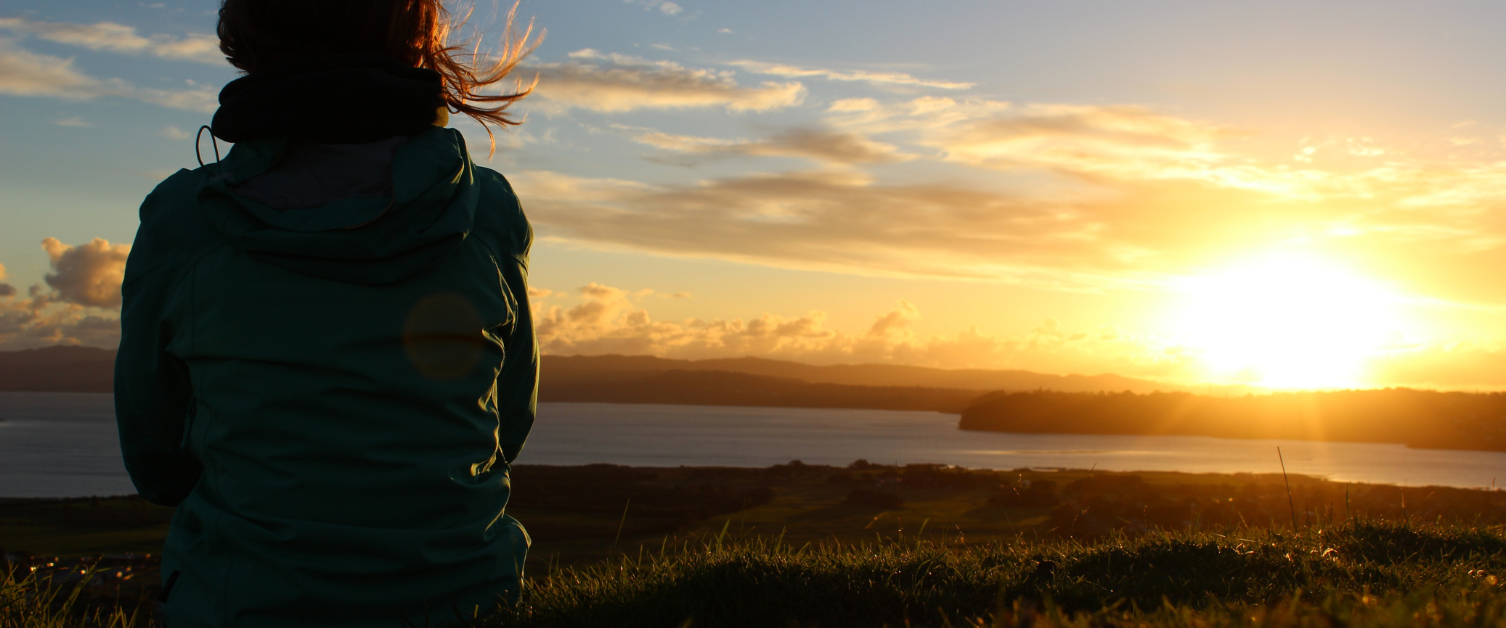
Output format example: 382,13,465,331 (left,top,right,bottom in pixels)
934,104,1252,184
532,283,1197,378
0,17,223,65
40,237,131,309
820,97,1262,183
823,96,1016,137
528,50,805,113
52,116,90,127
729,60,976,90
0,39,218,111
0,302,120,349
513,167,1197,288
511,86,1506,309
0,238,130,350
624,0,682,16
0,38,108,99
619,125,913,165
161,125,192,140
